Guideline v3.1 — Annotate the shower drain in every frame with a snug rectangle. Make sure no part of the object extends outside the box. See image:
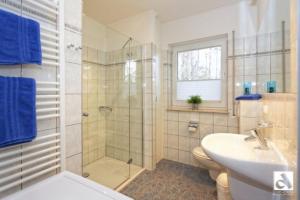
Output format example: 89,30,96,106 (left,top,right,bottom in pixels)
83,172,90,178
